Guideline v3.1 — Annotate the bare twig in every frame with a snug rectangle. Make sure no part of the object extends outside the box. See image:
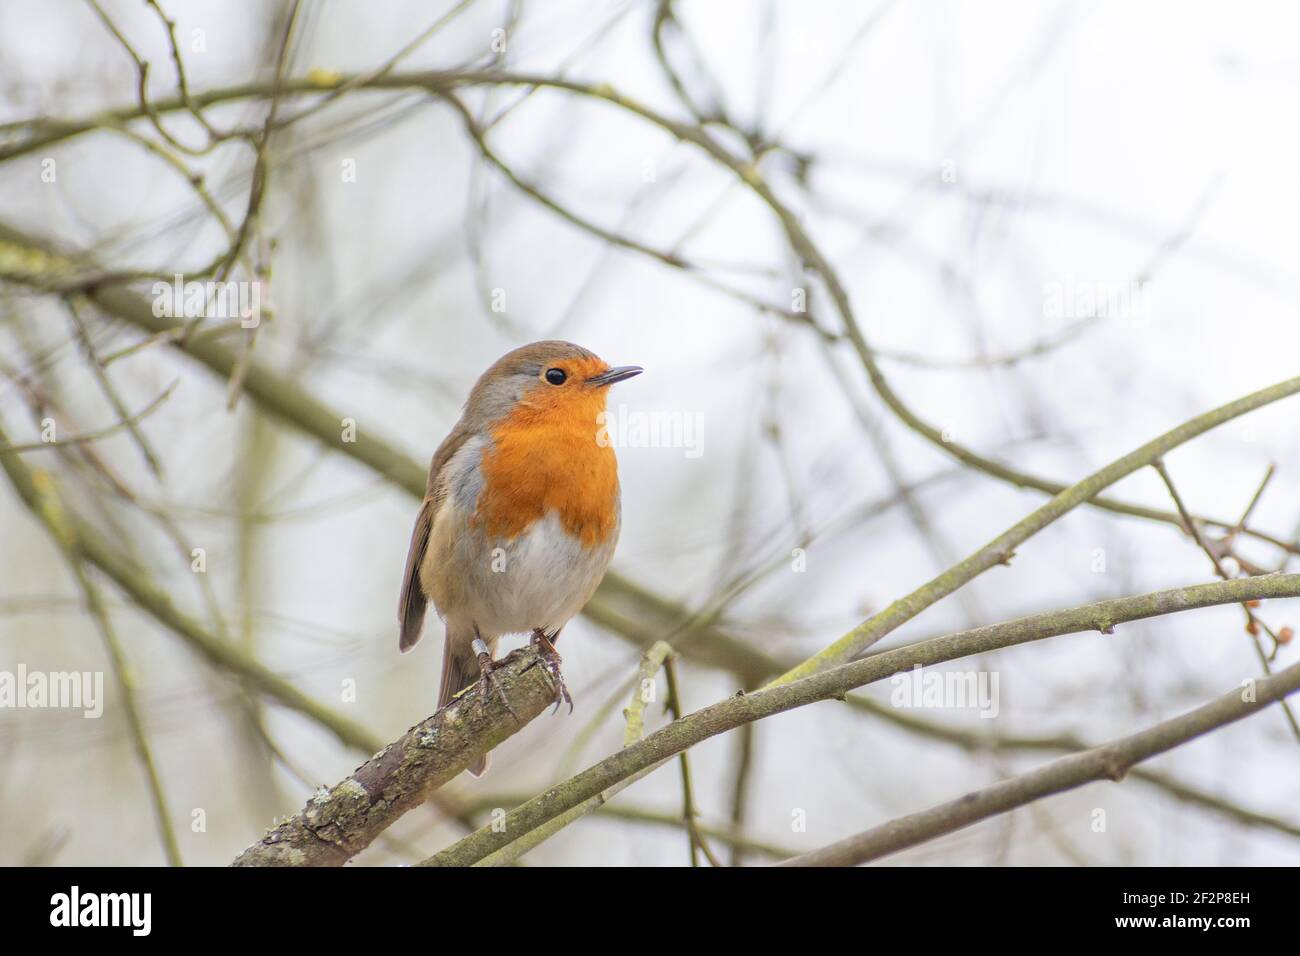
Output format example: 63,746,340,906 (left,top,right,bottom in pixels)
27,472,183,865
0,381,175,454
1152,458,1300,740
727,720,756,866
662,652,722,867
